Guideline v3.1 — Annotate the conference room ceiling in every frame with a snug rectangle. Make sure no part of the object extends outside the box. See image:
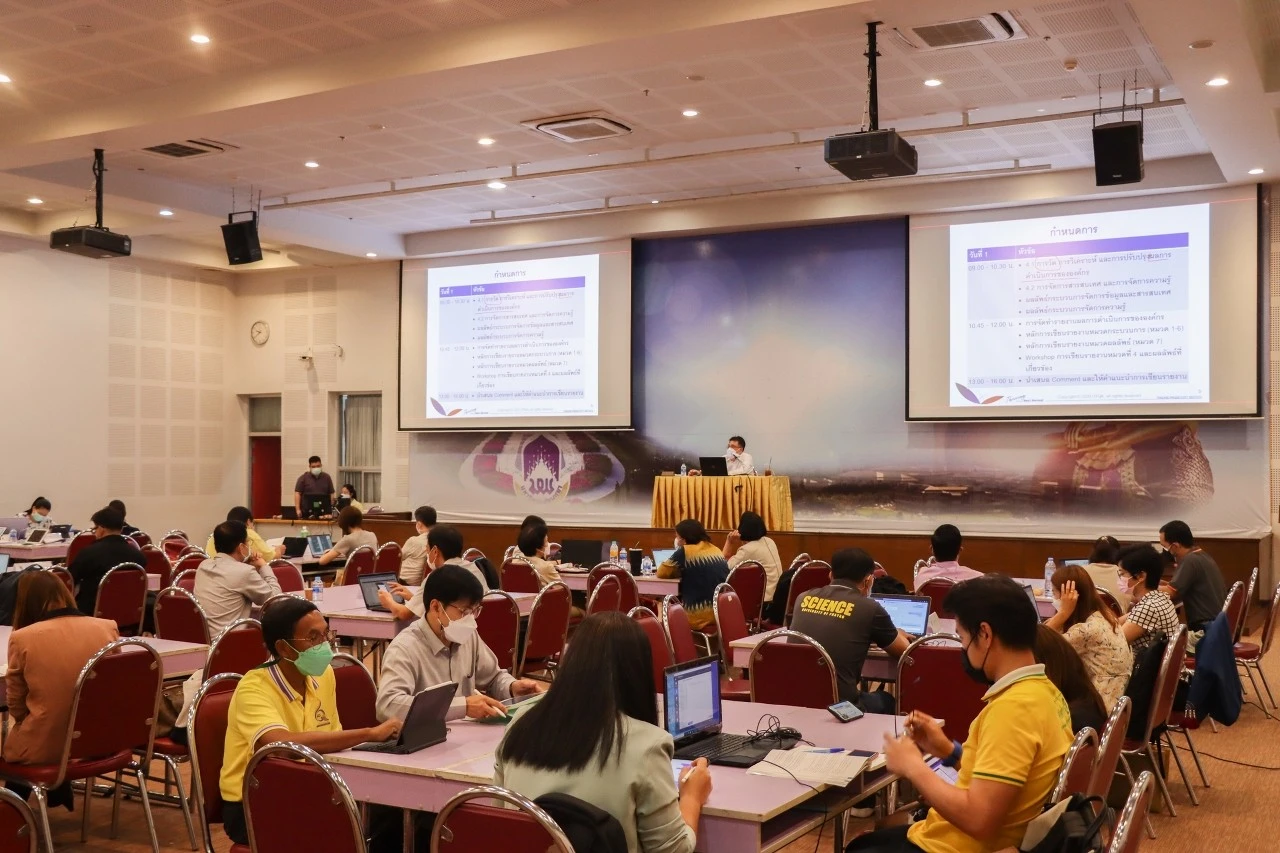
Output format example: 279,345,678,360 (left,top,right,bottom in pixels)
0,0,1273,267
